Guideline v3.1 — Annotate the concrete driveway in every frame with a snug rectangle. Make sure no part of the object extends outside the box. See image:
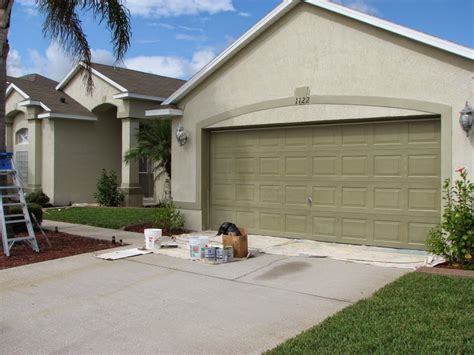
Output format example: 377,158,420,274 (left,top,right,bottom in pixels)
0,250,407,354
